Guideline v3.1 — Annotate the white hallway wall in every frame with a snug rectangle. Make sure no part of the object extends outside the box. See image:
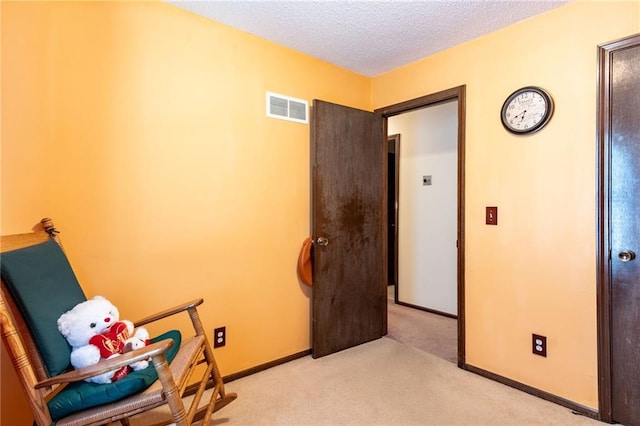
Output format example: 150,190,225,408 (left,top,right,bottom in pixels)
389,100,458,315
